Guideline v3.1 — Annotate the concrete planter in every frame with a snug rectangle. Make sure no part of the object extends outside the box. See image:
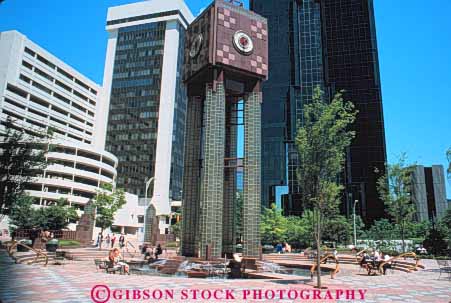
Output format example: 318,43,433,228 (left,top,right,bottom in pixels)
46,239,59,252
